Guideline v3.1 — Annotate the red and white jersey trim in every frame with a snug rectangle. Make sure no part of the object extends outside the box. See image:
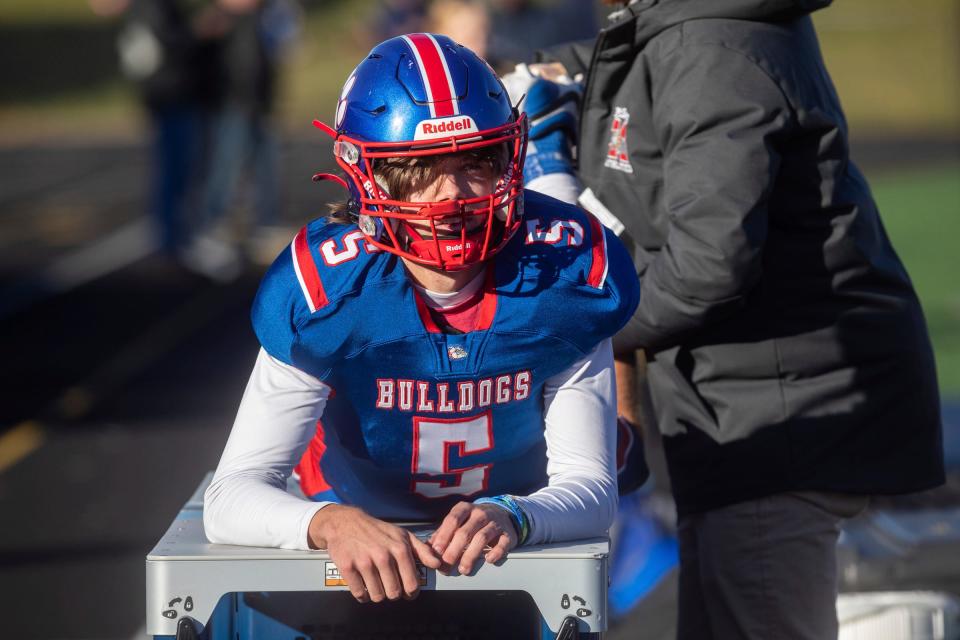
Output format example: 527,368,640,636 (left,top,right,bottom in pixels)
291,226,328,313
402,33,460,118
585,214,609,289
